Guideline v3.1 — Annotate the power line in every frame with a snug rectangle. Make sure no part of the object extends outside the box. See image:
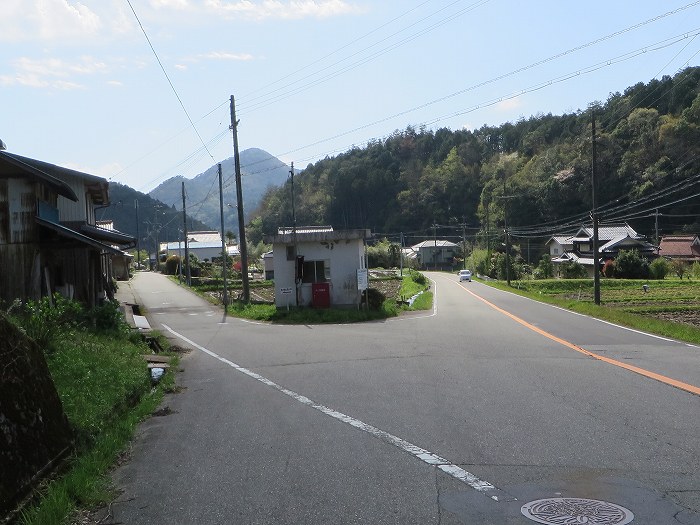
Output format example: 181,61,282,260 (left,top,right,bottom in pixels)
126,0,215,164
